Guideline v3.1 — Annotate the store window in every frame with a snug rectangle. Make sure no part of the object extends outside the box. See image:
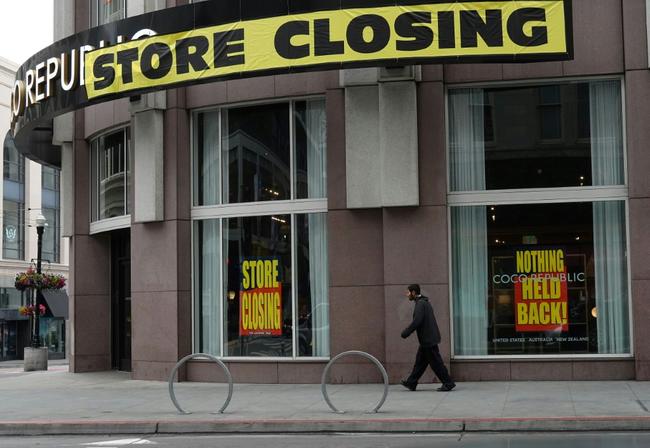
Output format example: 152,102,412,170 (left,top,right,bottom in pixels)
91,0,126,26
448,79,630,357
193,99,328,358
42,166,61,263
90,128,130,222
449,80,624,191
0,288,26,309
3,144,25,260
